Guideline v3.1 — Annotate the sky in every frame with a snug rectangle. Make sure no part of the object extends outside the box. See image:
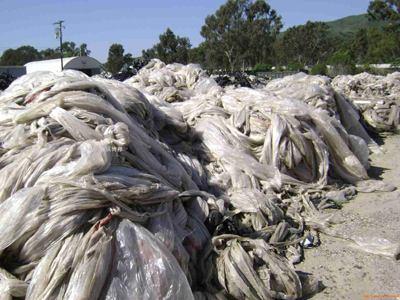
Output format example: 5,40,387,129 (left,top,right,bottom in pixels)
0,0,372,62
